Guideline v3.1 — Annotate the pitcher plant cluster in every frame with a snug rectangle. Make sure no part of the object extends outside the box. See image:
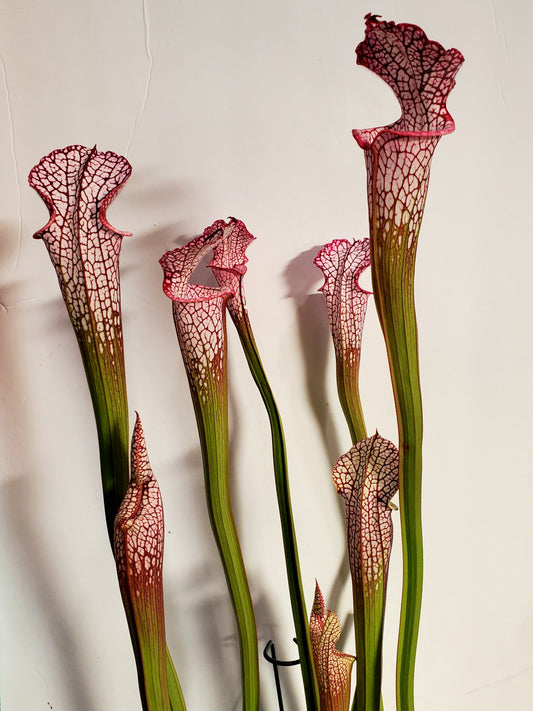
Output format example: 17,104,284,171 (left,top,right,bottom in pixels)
28,15,463,711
